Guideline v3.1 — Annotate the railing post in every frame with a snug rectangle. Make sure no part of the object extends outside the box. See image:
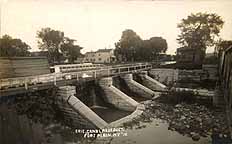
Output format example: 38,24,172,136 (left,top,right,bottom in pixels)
108,69,110,76
24,78,28,90
76,73,79,80
54,74,57,86
94,71,97,78
37,76,39,84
